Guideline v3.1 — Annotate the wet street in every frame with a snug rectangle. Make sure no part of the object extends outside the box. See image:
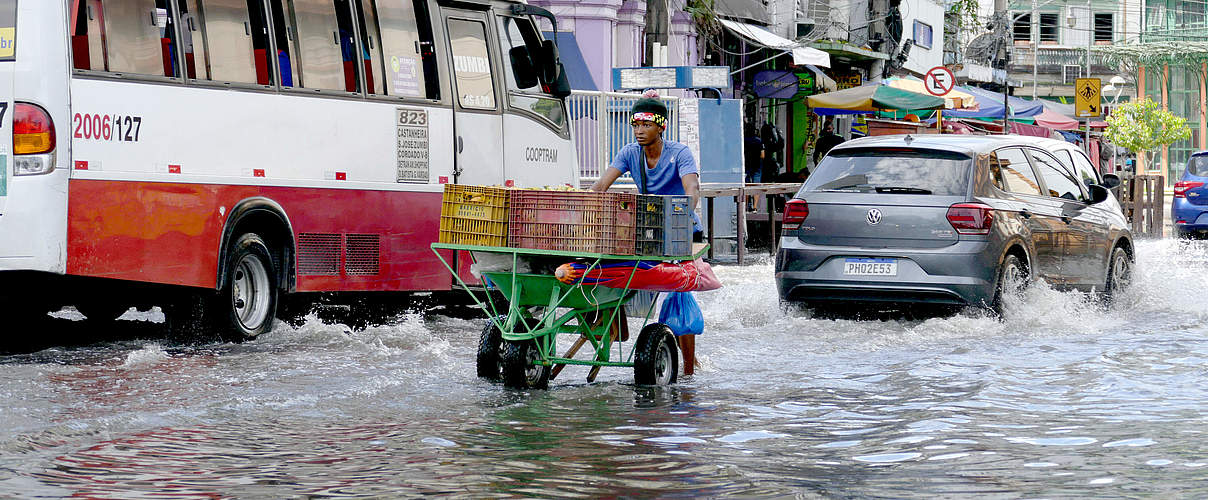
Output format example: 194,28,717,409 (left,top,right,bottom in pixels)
2,238,1208,498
